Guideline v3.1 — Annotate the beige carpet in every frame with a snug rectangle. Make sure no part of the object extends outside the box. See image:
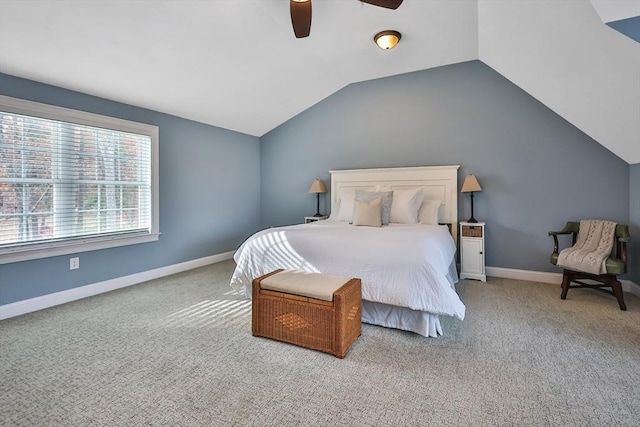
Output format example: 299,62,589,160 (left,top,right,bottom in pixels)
1,260,638,426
